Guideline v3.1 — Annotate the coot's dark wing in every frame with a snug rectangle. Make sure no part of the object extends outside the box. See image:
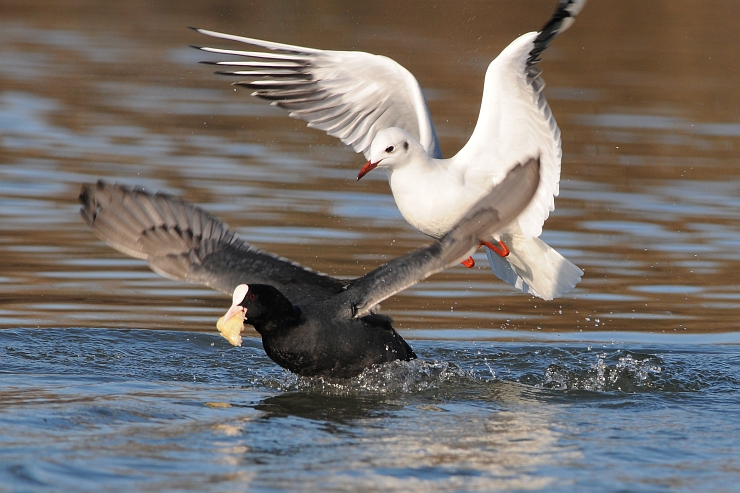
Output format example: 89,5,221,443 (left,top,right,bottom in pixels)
79,181,347,304
338,158,540,318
